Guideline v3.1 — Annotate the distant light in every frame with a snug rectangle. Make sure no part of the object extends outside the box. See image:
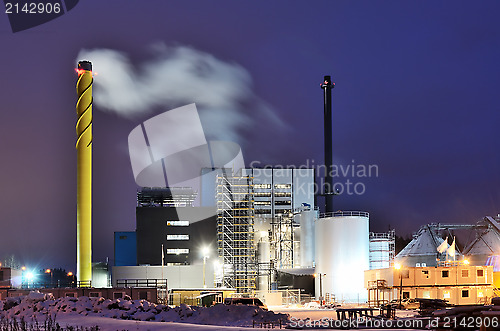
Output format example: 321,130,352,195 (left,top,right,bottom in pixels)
67,272,73,277
25,272,34,280
21,266,26,271
45,269,51,274
394,263,401,270
202,247,210,257
313,273,317,278
464,260,469,265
